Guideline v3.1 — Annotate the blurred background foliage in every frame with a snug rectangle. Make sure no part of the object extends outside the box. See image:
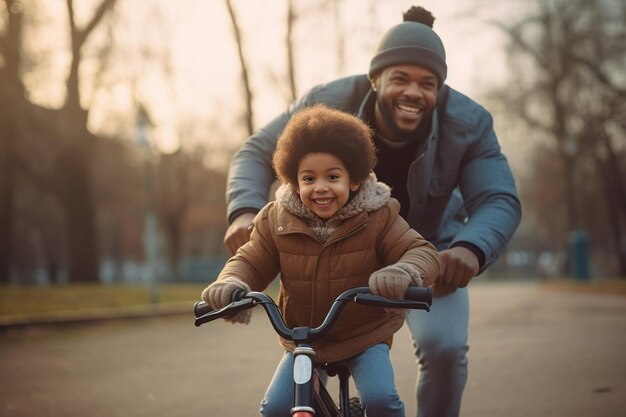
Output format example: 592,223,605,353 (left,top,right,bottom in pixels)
0,0,624,290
